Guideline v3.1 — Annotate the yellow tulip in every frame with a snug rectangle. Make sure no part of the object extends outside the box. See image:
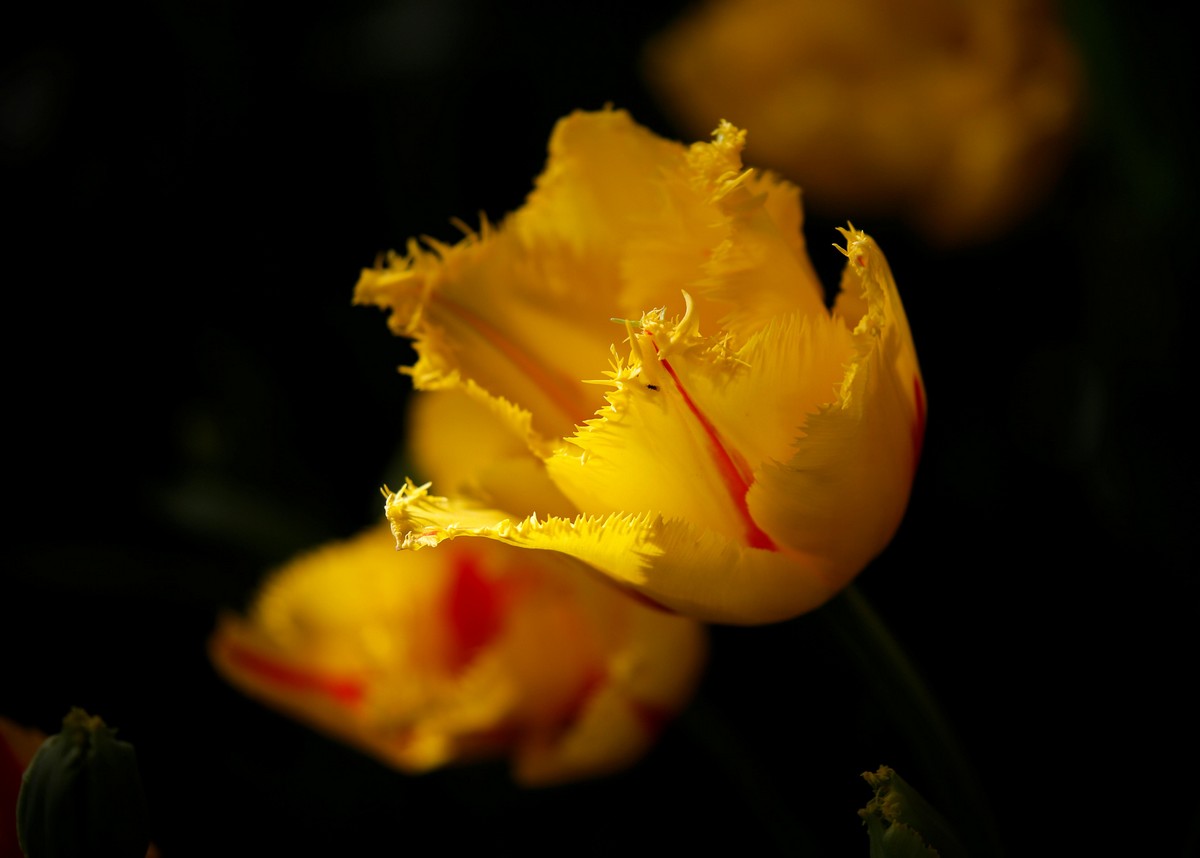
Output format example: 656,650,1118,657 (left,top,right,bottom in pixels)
642,0,1085,246
356,108,925,625
210,523,706,786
